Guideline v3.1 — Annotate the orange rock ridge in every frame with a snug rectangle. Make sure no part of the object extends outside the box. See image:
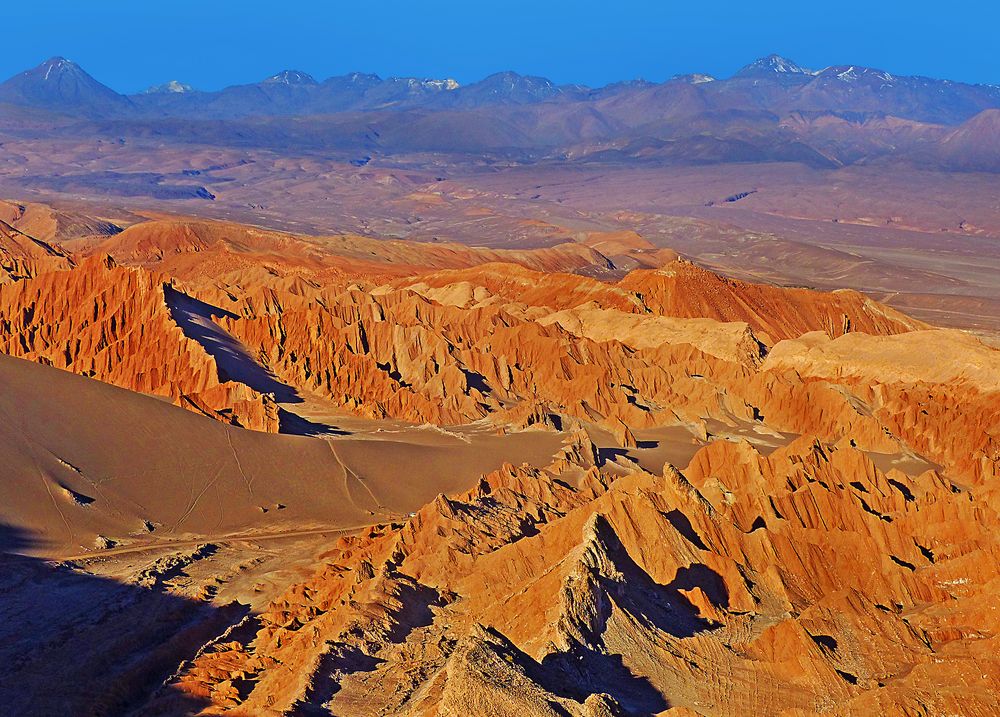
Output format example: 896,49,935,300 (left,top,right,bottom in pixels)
146,429,1000,716
0,254,276,431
